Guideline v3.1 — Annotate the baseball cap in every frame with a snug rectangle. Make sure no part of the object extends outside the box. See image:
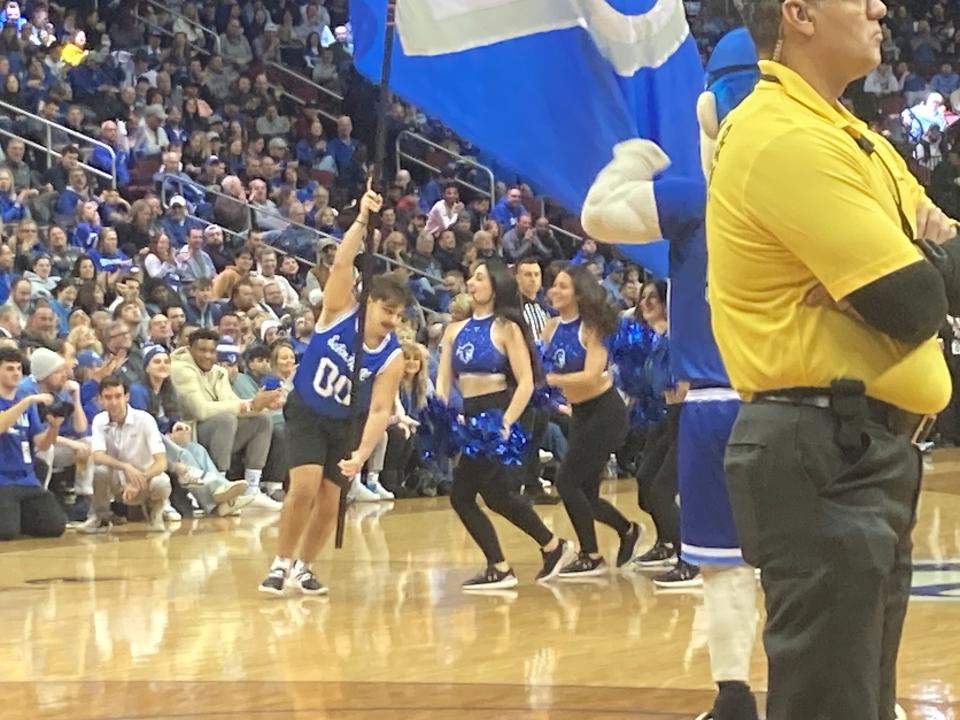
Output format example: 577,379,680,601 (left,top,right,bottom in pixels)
169,195,187,208
76,349,103,368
